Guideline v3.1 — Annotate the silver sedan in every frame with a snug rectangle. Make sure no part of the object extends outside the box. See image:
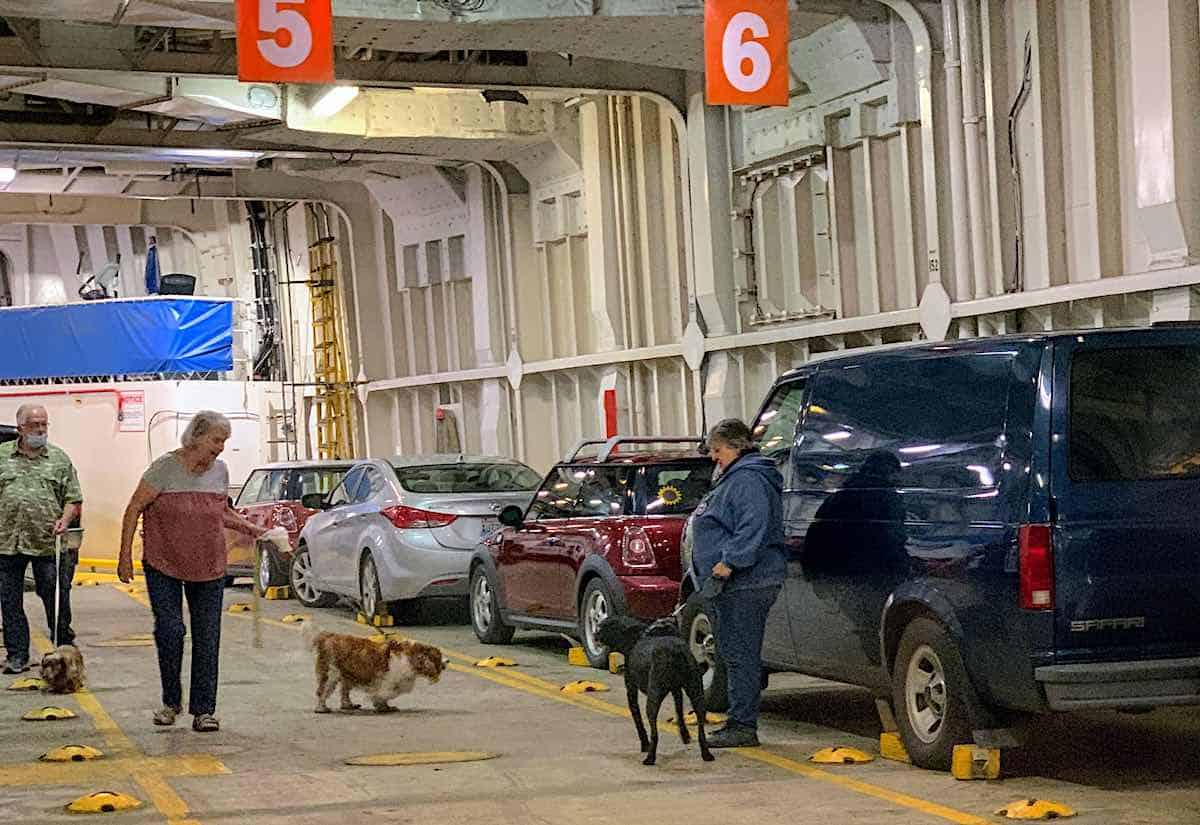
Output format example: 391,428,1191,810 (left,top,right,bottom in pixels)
292,455,541,617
